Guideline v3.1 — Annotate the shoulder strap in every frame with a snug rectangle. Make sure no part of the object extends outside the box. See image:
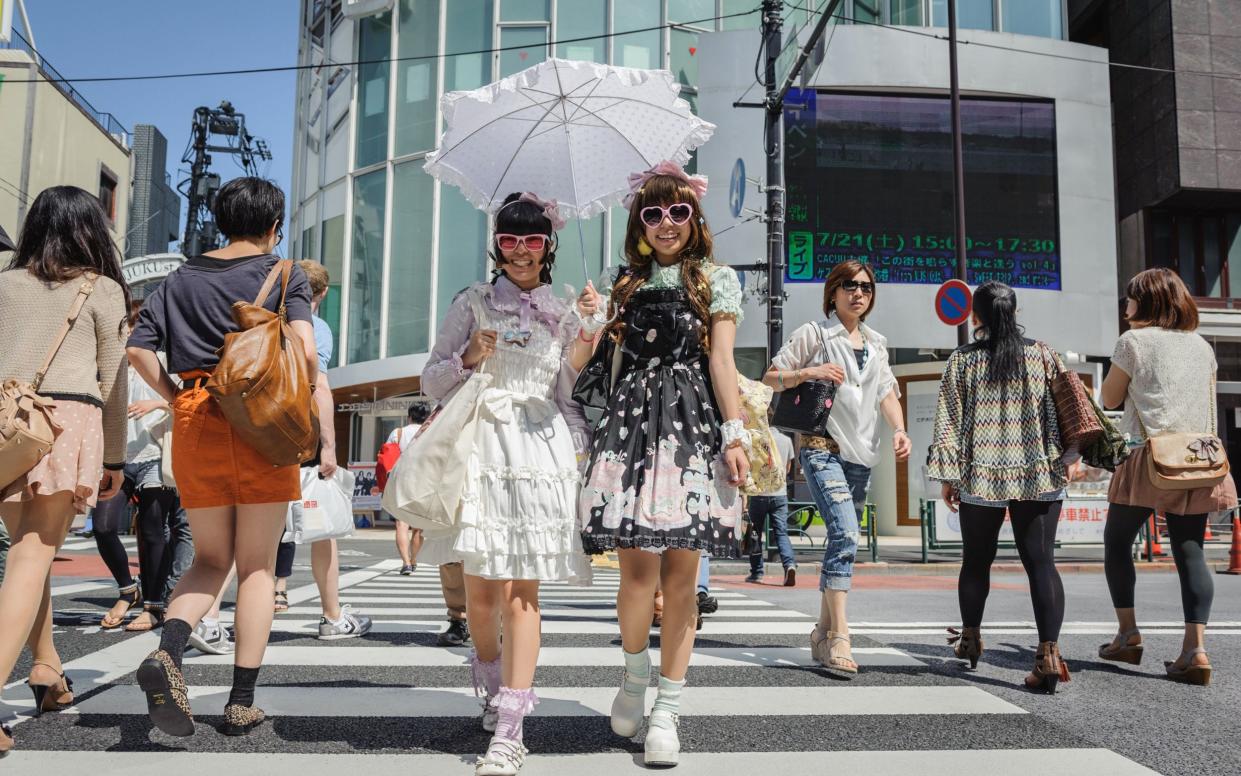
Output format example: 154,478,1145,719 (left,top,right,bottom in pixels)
396,427,403,444
33,276,96,392
813,321,830,363
252,259,289,307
